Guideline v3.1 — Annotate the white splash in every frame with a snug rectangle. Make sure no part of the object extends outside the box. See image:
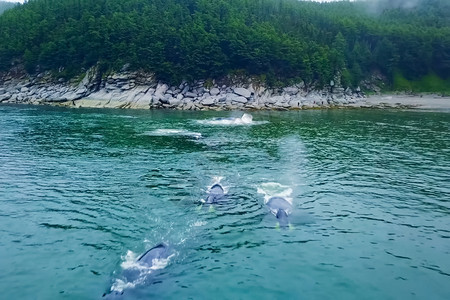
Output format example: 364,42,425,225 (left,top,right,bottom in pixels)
210,176,230,194
111,278,139,292
212,176,224,184
110,250,174,293
241,113,253,124
192,220,208,227
197,113,267,126
149,254,174,270
141,129,202,139
257,182,293,205
118,251,154,275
